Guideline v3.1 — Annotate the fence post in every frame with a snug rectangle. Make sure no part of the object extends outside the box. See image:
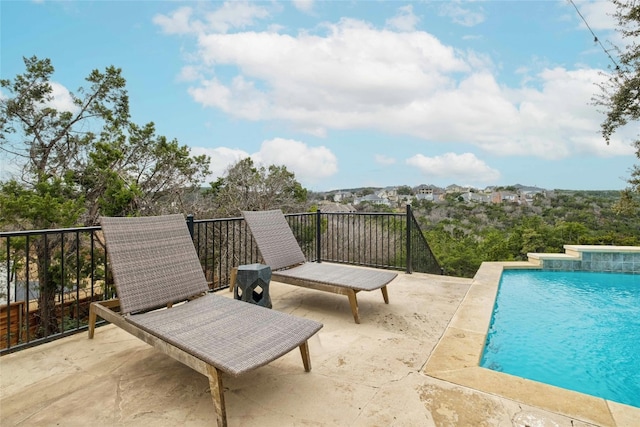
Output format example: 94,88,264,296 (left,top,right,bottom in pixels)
406,204,413,274
5,237,11,349
186,214,195,239
316,209,322,263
